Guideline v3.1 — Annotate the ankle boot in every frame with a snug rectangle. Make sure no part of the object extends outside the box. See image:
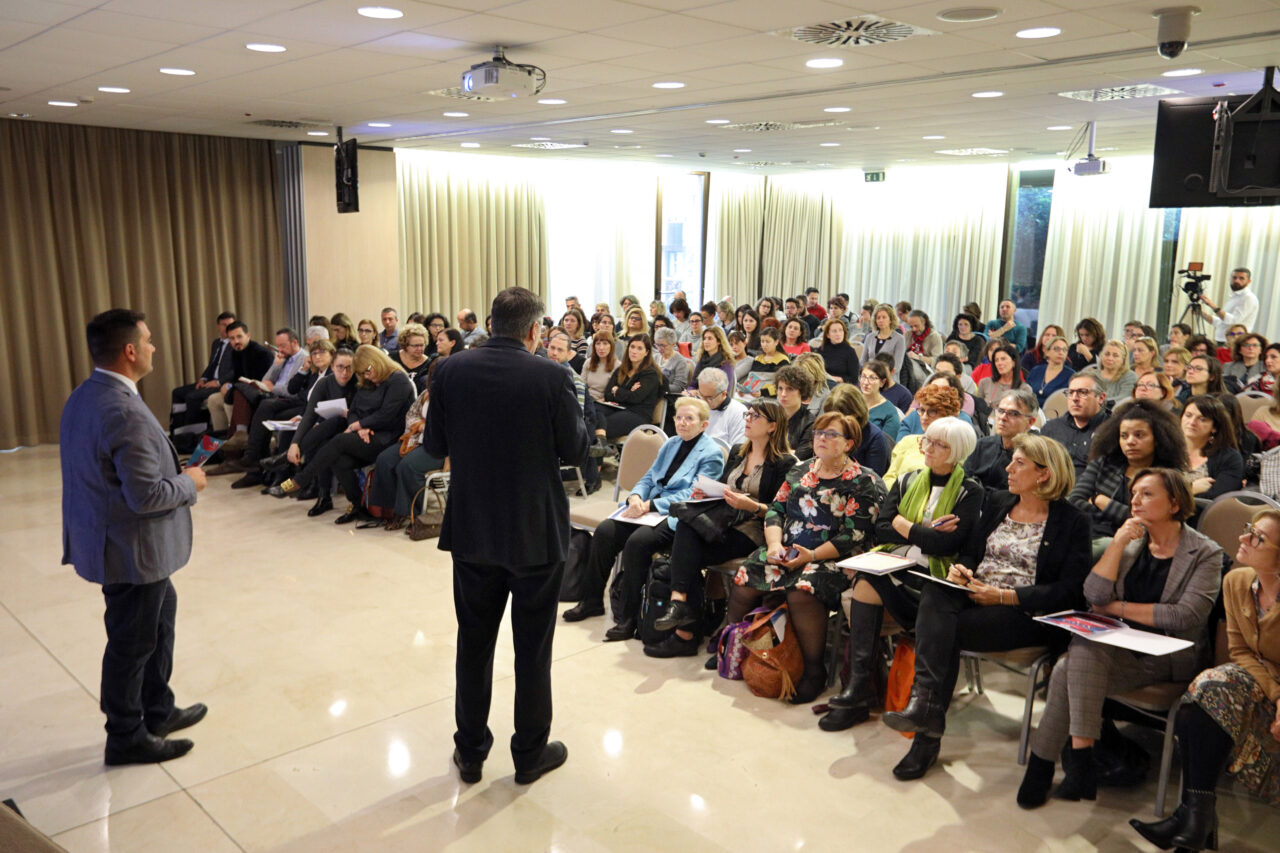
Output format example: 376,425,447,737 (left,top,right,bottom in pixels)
819,601,882,731
1053,745,1097,802
1170,789,1218,851
892,734,941,781
1017,753,1055,809
882,686,948,738
1130,804,1190,850
307,493,334,517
